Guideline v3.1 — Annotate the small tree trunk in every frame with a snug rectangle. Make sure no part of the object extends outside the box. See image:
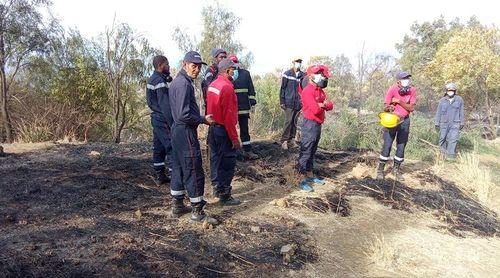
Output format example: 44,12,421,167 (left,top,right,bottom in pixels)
0,67,13,143
484,90,497,139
